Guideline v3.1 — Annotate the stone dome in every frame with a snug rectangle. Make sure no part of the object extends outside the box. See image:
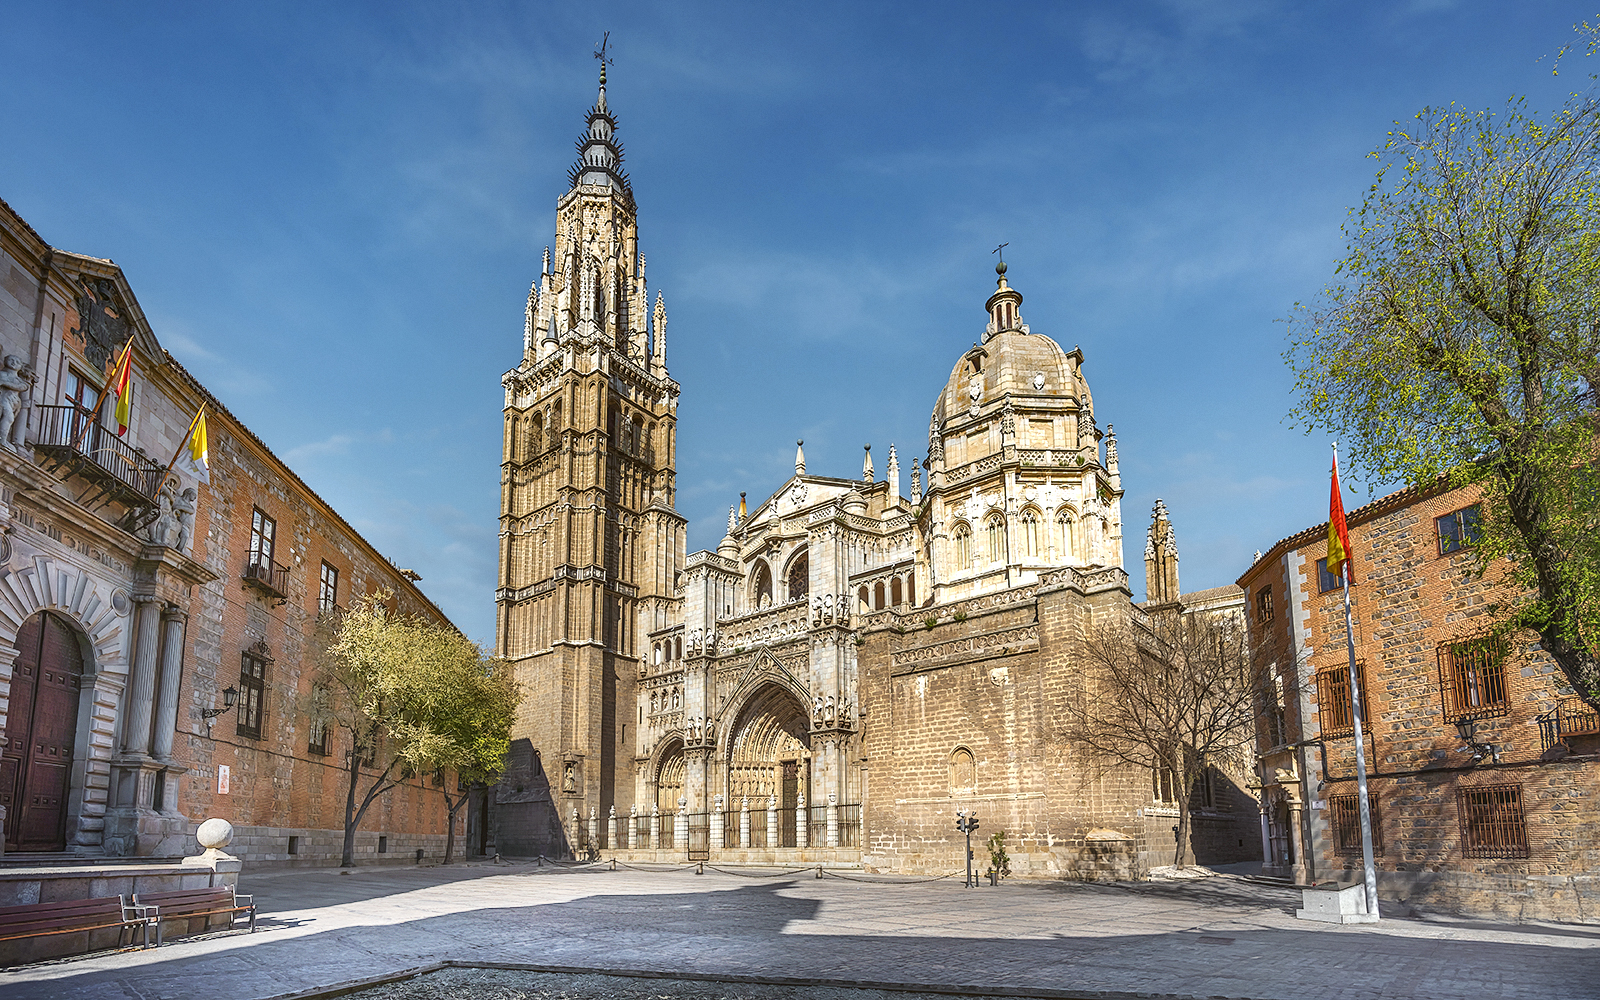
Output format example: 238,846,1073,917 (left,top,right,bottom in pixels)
934,327,1083,427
